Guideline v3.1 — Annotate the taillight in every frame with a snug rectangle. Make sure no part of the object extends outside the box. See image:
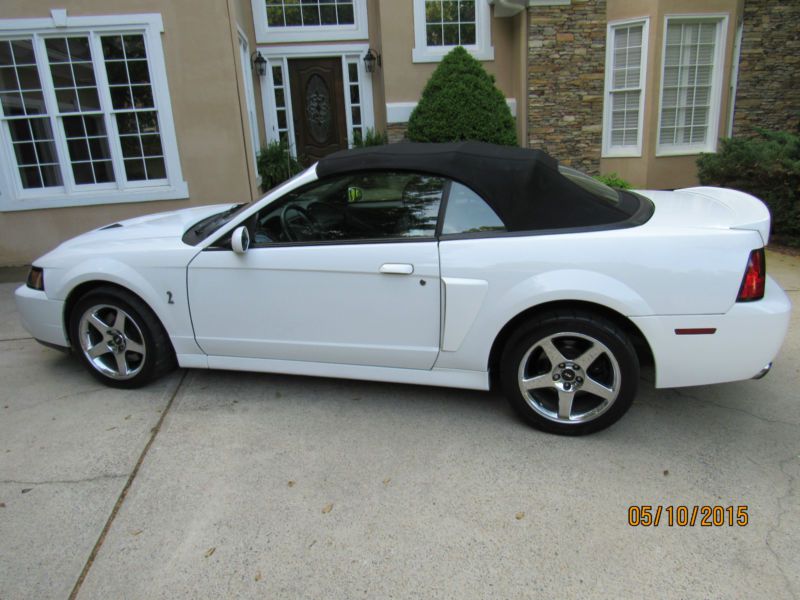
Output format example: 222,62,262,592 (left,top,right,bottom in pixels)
736,248,765,302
